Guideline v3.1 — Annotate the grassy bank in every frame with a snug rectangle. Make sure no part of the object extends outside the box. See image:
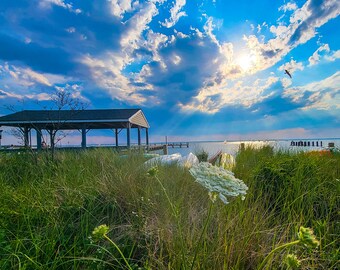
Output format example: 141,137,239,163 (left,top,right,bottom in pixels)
0,147,339,269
